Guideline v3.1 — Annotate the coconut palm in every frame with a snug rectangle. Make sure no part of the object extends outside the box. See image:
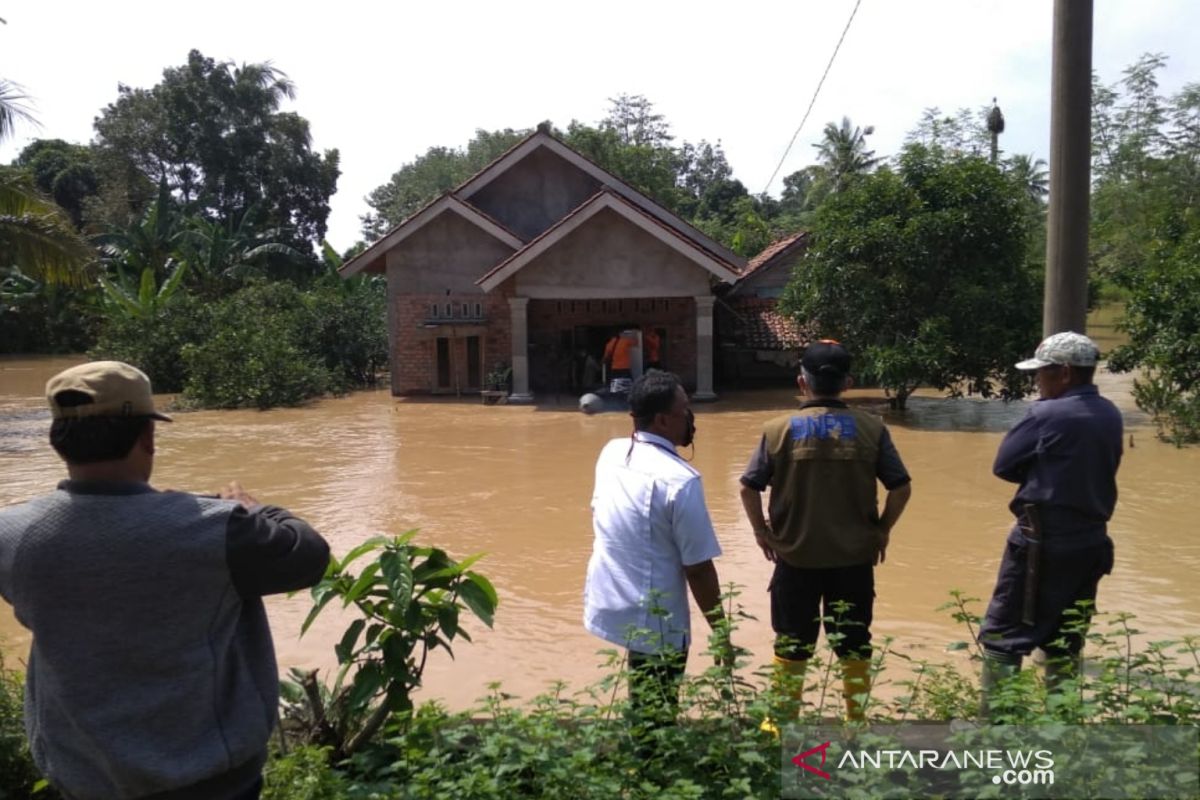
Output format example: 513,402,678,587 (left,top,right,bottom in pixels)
813,116,880,193
0,79,94,285
1005,153,1049,204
